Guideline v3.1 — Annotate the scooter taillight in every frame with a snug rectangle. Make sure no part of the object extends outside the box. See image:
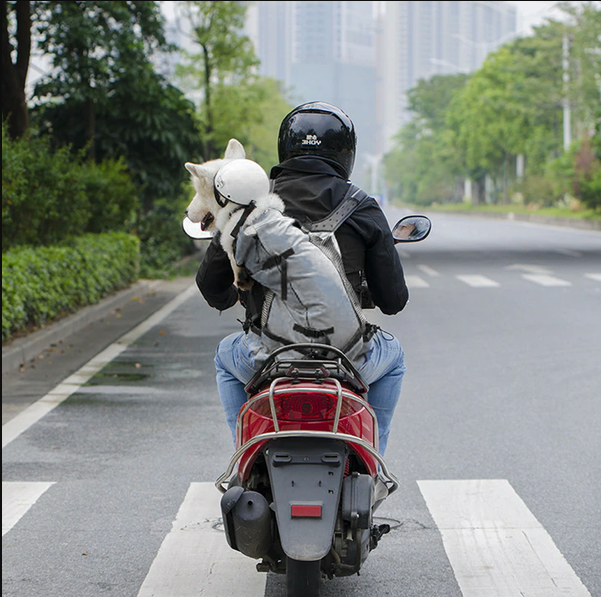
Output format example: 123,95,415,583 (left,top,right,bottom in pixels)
250,392,361,422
